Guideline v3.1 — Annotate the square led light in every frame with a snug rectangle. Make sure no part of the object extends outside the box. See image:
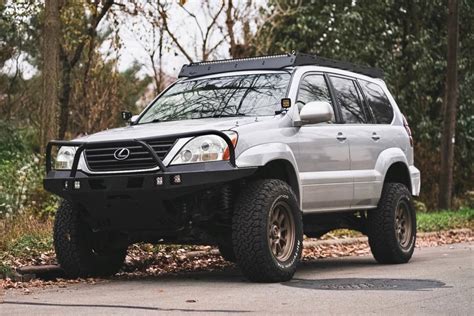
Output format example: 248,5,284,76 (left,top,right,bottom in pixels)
74,180,81,189
172,174,182,184
64,181,69,189
281,98,291,109
156,176,163,186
